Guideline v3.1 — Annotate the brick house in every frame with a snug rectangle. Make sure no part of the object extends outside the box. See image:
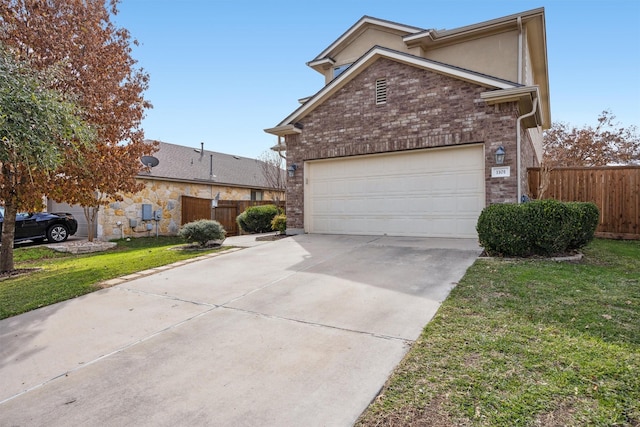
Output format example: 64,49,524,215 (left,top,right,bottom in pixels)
265,9,550,238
